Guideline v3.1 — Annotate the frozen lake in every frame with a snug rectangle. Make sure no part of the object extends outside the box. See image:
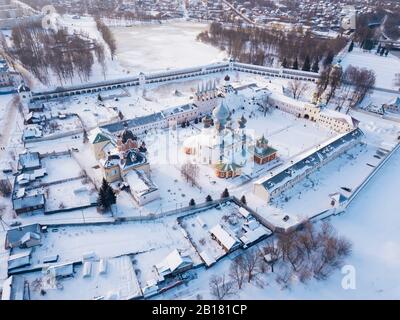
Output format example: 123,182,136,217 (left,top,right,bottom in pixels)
111,21,227,73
